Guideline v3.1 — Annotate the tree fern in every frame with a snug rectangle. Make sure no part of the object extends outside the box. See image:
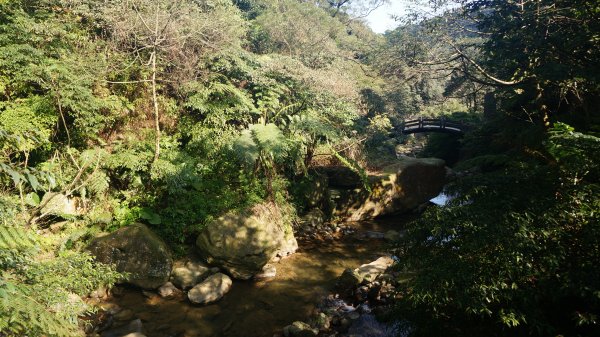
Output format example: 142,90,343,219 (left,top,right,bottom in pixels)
233,123,291,199
233,123,288,167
